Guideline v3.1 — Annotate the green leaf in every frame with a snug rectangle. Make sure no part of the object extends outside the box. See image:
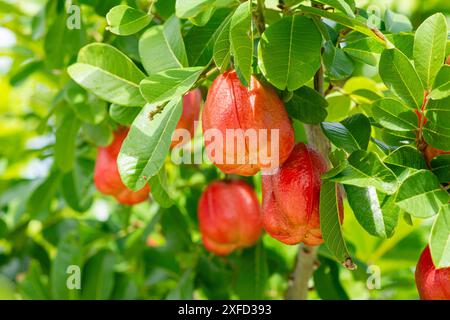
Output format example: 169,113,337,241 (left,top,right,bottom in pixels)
323,41,354,80
44,13,86,69
429,65,450,100
229,2,253,86
9,59,44,86
380,127,416,146
111,274,138,300
320,180,356,269
395,170,448,218
345,185,400,238
314,0,355,18
383,146,427,170
50,232,82,300
321,113,371,153
18,261,50,300
314,257,349,300
106,5,152,36
325,93,352,121
65,83,107,125
258,15,322,91
149,166,174,208
429,204,450,268
299,5,384,43
175,0,215,19
235,242,268,299
154,0,176,20
82,121,113,147
379,48,424,109
81,250,116,300
166,269,195,299
425,96,450,129
68,43,146,106
431,154,450,184
27,170,62,220
118,98,183,191
109,104,141,125
213,14,232,72
161,206,192,250
88,0,122,16
285,86,328,124
323,150,399,195
139,67,203,105
185,9,232,67
350,89,382,105
342,37,383,66
196,255,231,299
423,121,450,151
190,6,215,26
413,13,447,90
139,15,187,75
372,98,418,131
55,109,80,172
387,33,415,59
61,158,95,212
384,9,412,34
